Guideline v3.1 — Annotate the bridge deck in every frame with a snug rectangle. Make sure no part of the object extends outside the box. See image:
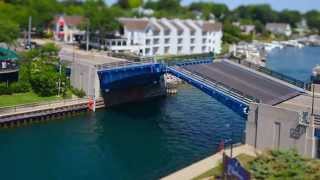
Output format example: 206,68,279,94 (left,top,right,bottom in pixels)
183,61,301,105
